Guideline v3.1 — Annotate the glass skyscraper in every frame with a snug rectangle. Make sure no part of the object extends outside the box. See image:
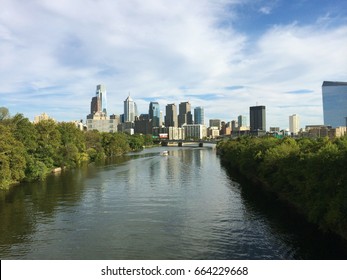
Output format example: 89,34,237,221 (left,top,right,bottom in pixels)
322,81,347,127
237,115,247,127
96,84,107,115
194,106,204,125
149,102,160,127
